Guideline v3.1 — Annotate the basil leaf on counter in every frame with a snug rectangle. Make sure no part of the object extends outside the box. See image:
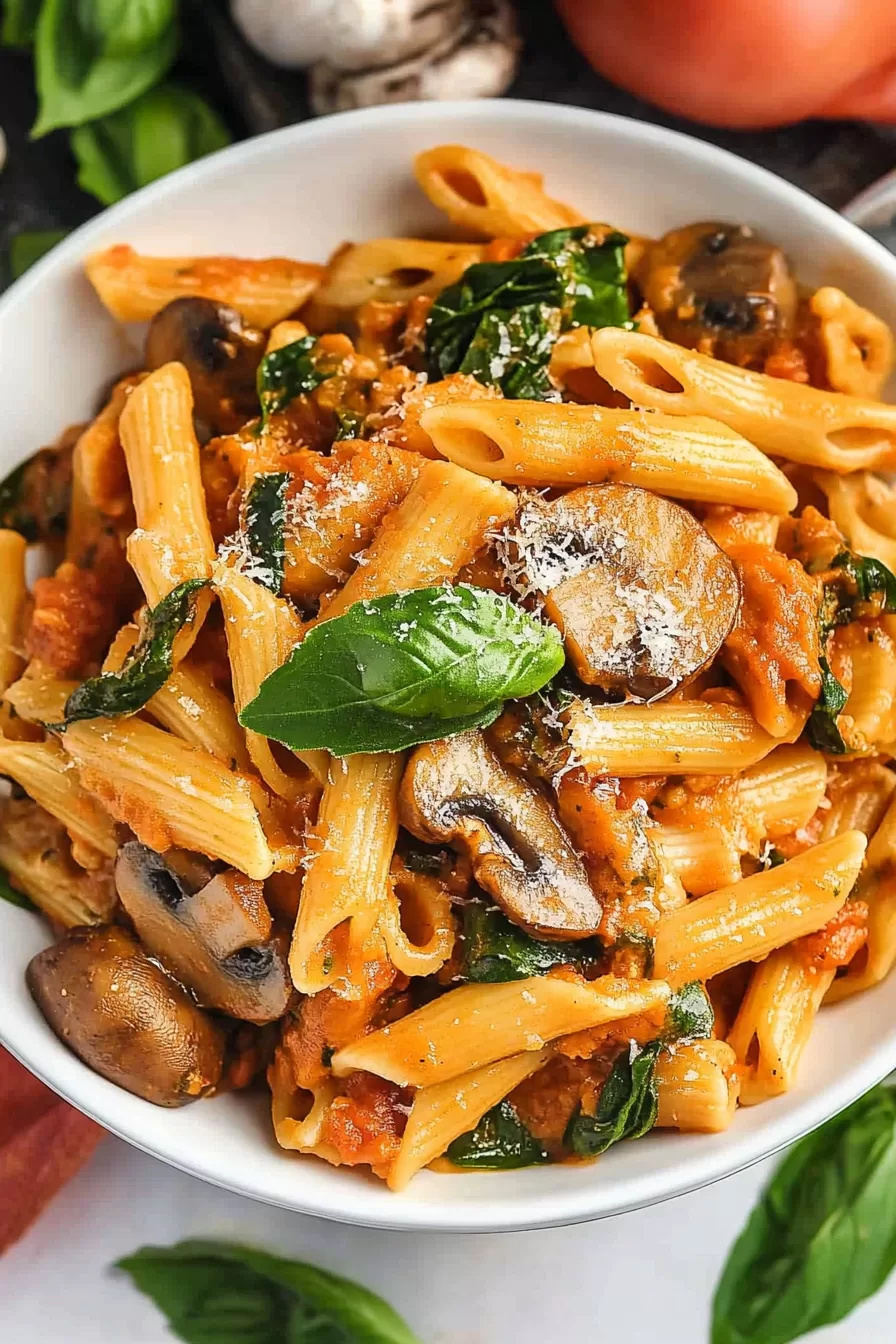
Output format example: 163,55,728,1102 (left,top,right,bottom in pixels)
447,1100,549,1170
240,584,565,756
0,868,36,912
243,472,289,595
565,1041,661,1158
32,0,178,137
712,1084,896,1344
257,336,331,428
57,578,207,727
9,229,68,279
2,0,40,48
425,224,631,399
462,903,600,983
118,1239,421,1344
70,82,230,207
806,657,849,755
